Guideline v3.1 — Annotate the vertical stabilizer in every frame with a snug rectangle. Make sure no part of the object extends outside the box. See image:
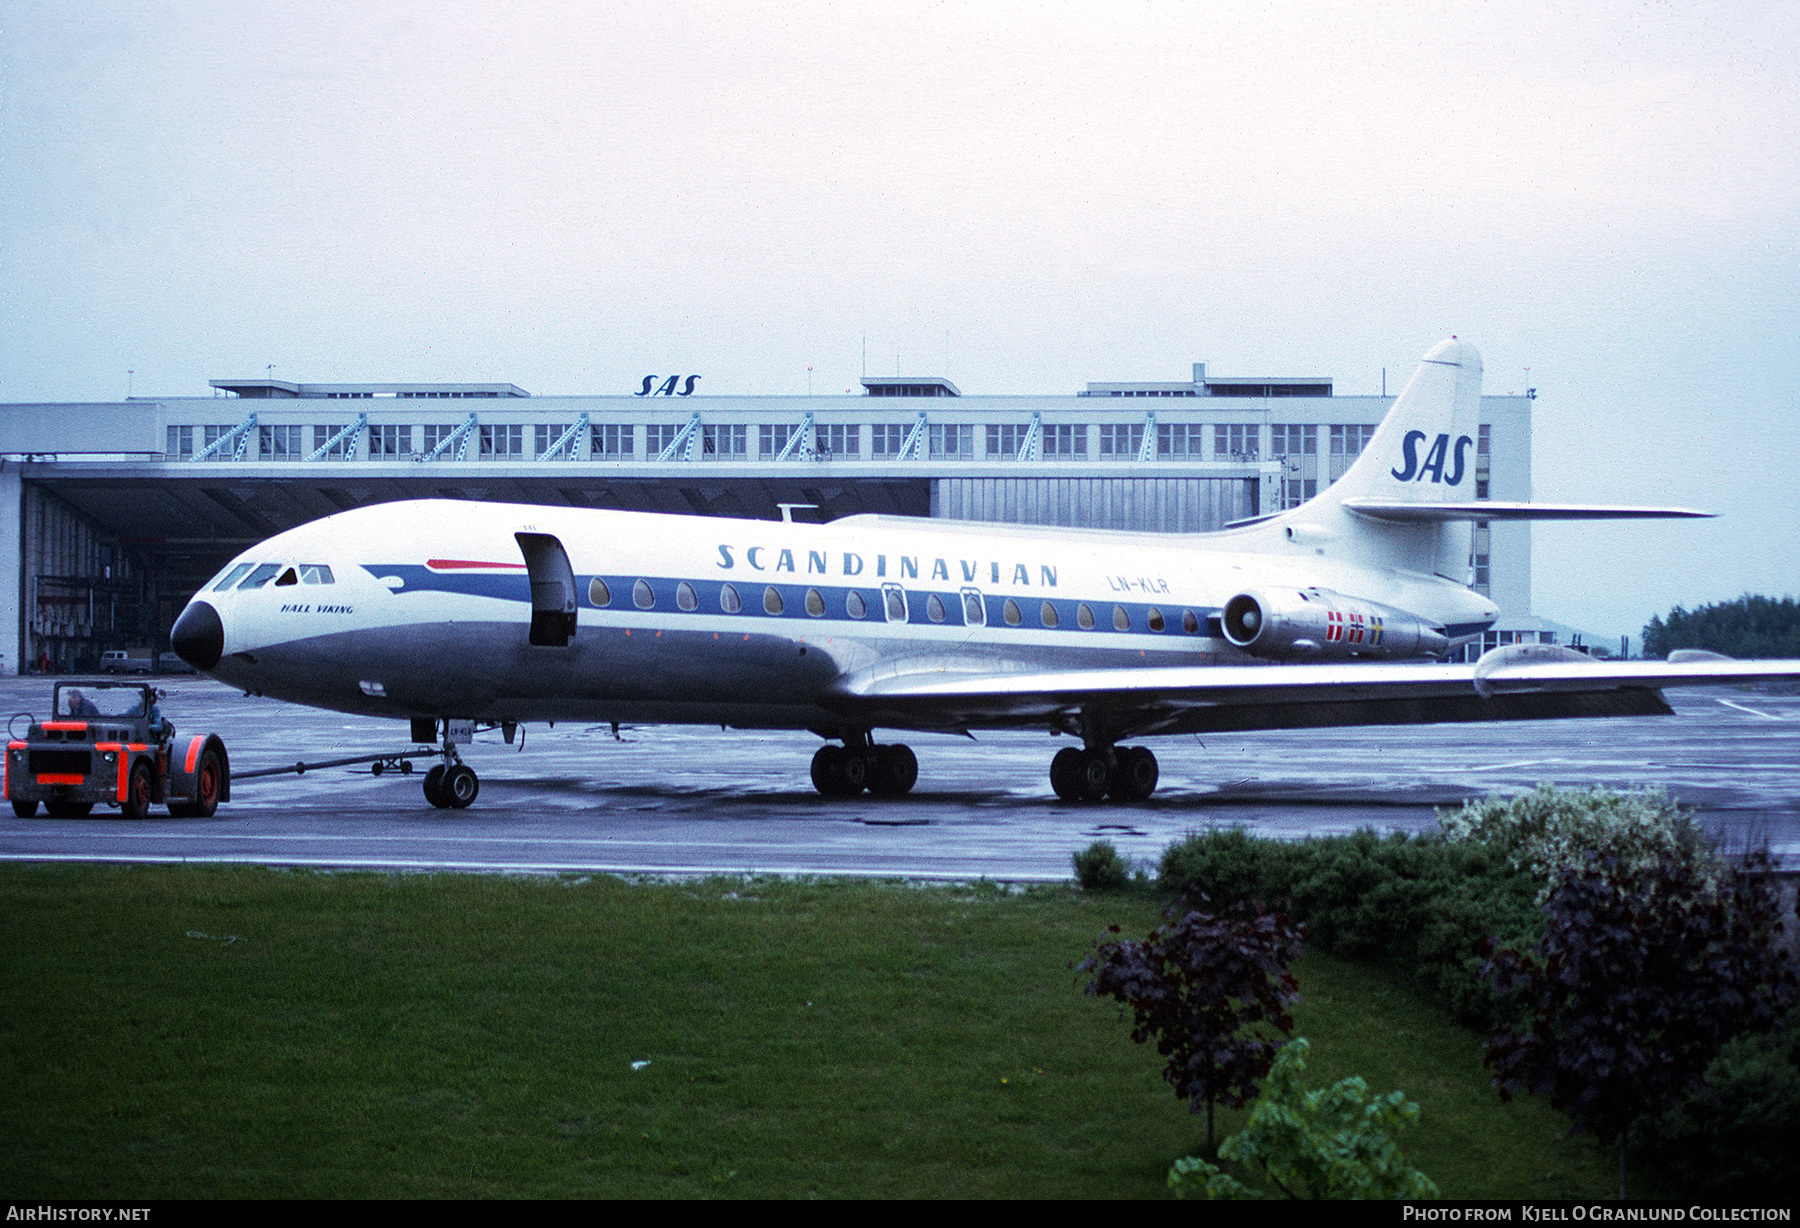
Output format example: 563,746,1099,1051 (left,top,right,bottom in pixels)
1226,338,1483,580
